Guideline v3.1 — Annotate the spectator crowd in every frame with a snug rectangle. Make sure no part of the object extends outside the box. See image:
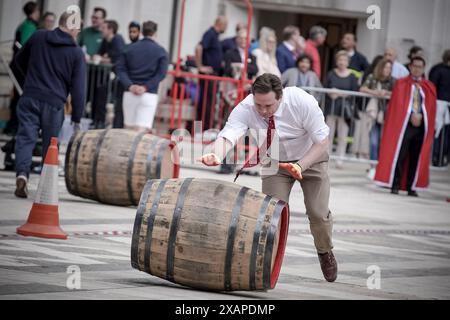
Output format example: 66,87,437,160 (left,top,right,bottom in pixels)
3,2,450,197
